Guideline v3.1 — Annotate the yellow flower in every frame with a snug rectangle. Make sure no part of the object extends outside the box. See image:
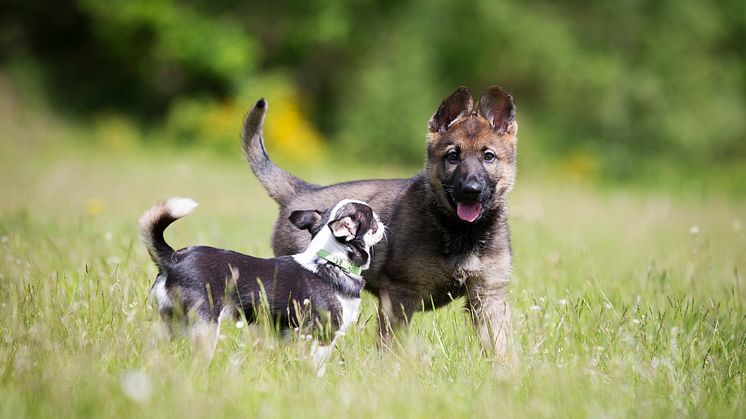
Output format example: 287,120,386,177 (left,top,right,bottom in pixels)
264,90,325,163
560,151,600,181
86,198,105,216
